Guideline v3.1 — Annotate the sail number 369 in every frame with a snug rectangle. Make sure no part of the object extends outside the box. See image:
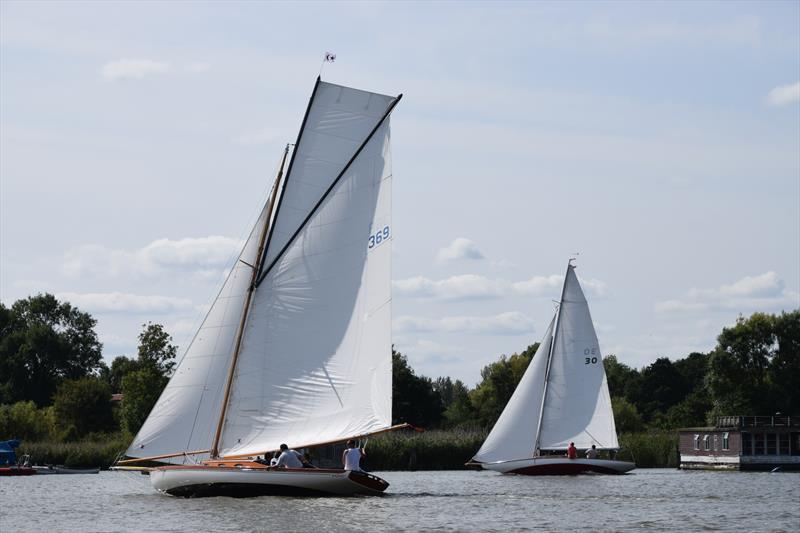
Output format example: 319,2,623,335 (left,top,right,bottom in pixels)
368,226,390,249
584,347,598,365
